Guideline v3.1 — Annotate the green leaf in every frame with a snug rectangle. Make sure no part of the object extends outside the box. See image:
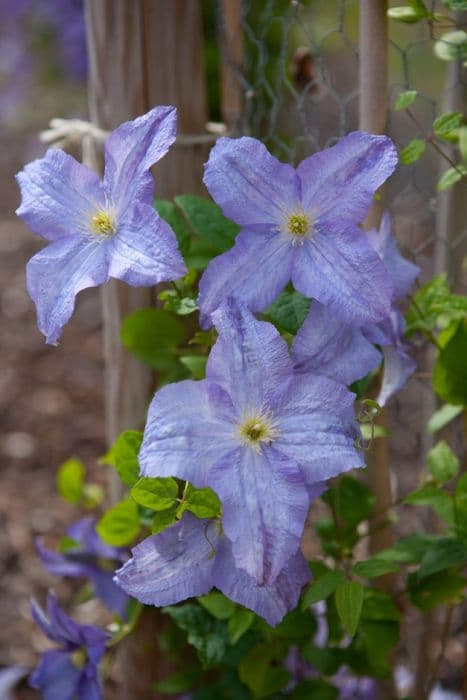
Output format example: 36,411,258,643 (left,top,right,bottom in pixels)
437,165,467,192
151,504,179,534
353,558,399,579
155,199,192,256
96,498,140,546
183,485,221,519
158,290,199,316
301,569,345,608
427,404,463,433
274,607,317,641
228,609,255,644
56,458,85,504
442,0,467,9
400,138,426,165
404,486,455,526
264,289,311,334
239,642,290,698
179,355,207,379
323,475,375,530
361,589,401,622
408,569,466,610
198,592,236,620
455,473,467,540
301,645,343,676
153,668,201,694
405,273,450,335
164,603,228,668
459,125,467,161
131,477,178,511
174,194,239,252
427,441,460,482
434,319,467,405
288,679,338,700
361,620,399,676
372,534,439,564
57,536,80,553
335,580,364,636
394,90,418,111
102,430,143,488
434,30,467,62
417,537,467,579
387,6,426,22
433,111,464,139
121,307,186,371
